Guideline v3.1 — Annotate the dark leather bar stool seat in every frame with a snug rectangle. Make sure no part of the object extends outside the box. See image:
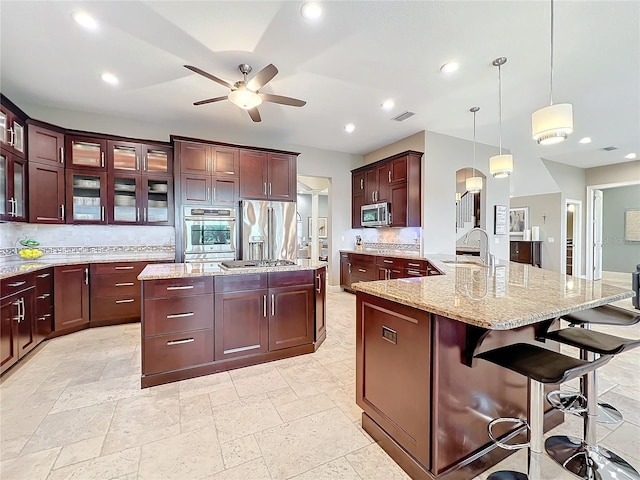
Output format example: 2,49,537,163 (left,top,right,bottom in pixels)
562,304,640,326
476,343,611,480
541,324,640,480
